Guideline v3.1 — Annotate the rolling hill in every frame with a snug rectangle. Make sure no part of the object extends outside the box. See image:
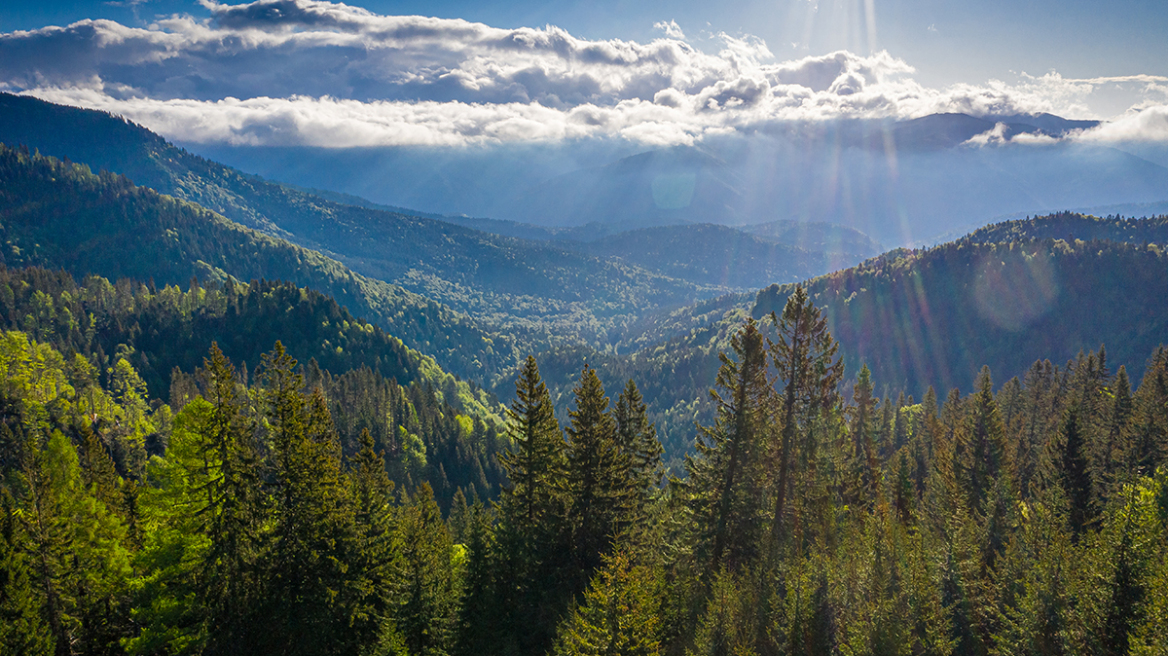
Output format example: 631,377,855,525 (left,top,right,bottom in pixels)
535,213,1168,461
0,143,509,379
